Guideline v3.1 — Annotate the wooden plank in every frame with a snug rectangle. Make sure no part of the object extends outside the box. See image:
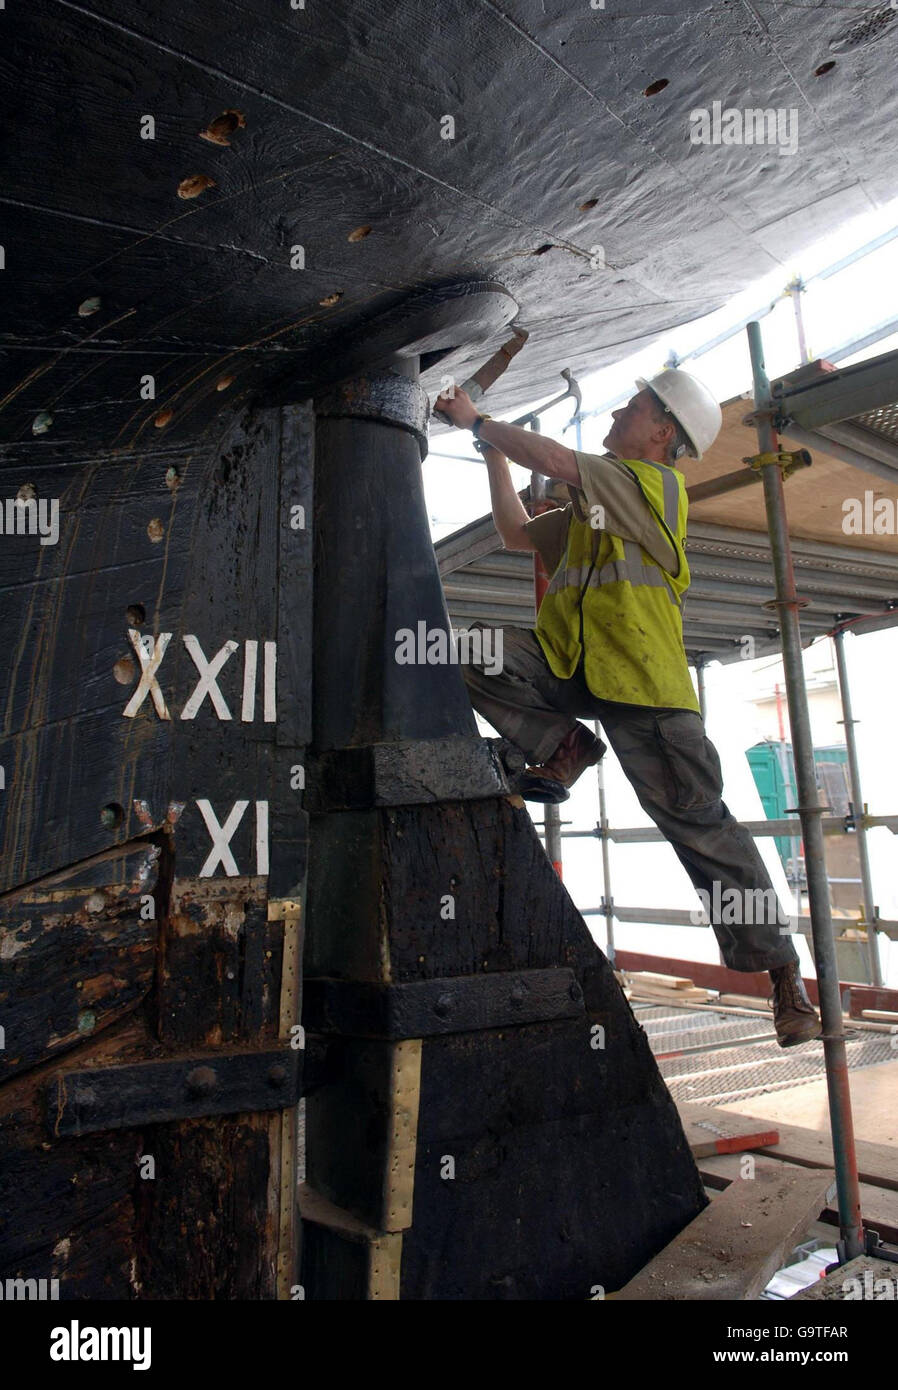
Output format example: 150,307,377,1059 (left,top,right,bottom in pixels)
624,971,696,991
849,986,898,1019
627,984,712,1003
0,841,159,1081
716,1062,898,1149
0,1017,156,1298
717,993,773,1011
699,1151,898,1245
681,1111,779,1159
791,1254,898,1300
612,1164,836,1301
616,951,775,1001
680,1100,898,1193
616,950,892,1011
